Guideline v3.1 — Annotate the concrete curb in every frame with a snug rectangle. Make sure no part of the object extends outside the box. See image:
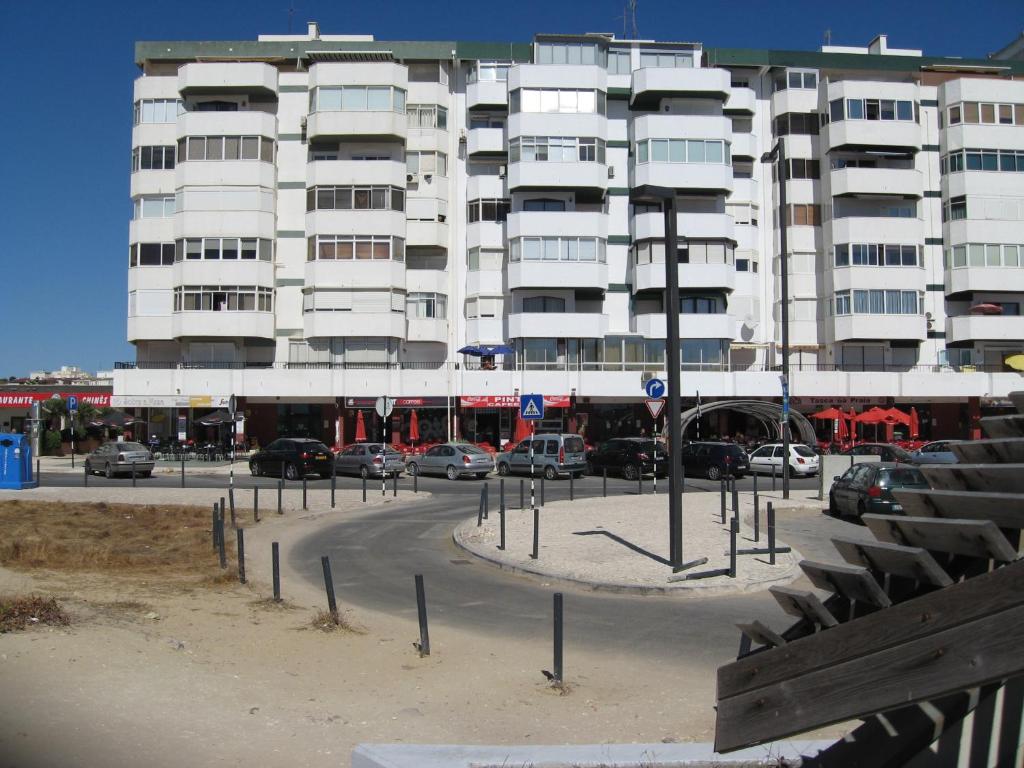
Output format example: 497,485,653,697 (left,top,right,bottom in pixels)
452,517,802,597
